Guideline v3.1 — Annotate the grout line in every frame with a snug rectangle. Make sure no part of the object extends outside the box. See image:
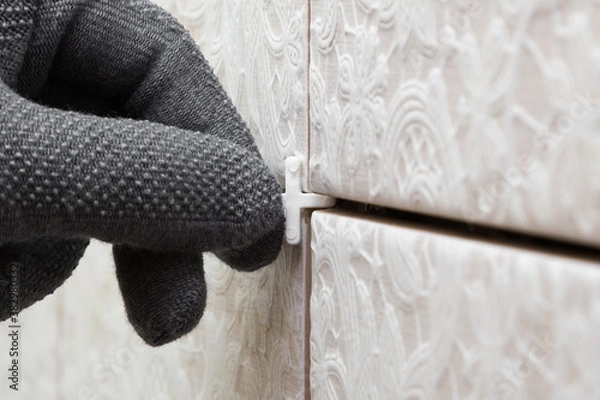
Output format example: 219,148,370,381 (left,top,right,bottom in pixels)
334,199,600,264
304,2,313,400
303,213,313,400
306,0,312,193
